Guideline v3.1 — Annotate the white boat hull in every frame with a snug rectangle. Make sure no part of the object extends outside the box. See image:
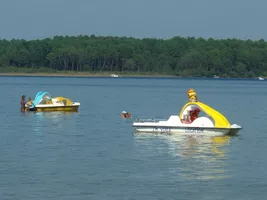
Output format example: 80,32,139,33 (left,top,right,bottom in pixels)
110,74,119,77
132,115,242,137
35,102,80,108
133,126,240,137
